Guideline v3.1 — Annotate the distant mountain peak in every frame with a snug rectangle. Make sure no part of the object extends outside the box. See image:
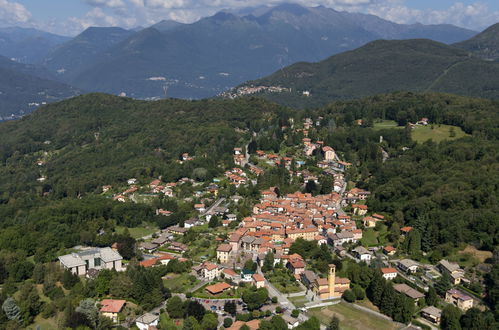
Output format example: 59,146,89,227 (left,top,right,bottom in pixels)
269,3,310,16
